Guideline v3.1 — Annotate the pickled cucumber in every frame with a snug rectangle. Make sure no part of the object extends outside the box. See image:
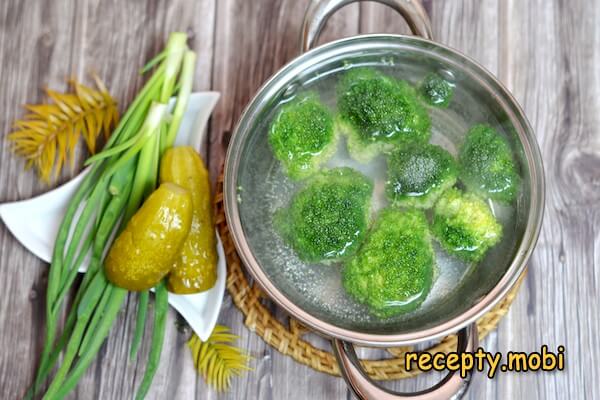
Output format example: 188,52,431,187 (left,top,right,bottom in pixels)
105,183,193,291
160,146,218,294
